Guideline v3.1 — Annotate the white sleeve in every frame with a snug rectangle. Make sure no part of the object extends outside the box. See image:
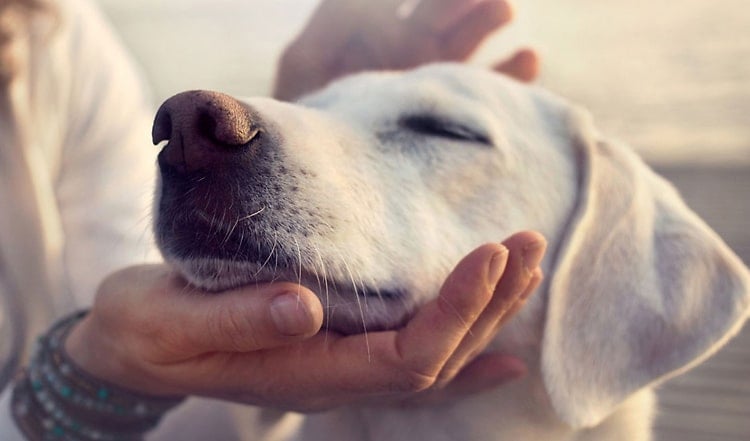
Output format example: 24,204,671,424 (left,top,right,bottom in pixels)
54,0,160,308
0,387,25,441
